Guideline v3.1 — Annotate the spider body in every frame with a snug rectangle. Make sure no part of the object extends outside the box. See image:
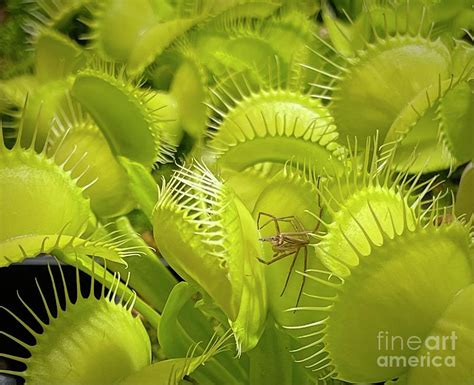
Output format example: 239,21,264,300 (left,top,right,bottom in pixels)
257,211,321,308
